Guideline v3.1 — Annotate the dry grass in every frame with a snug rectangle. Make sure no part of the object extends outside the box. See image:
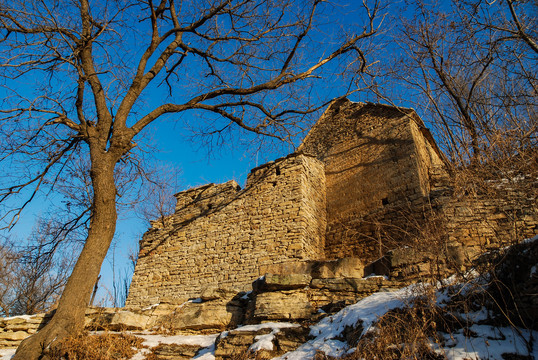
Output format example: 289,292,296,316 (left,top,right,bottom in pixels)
229,349,272,360
343,291,446,360
342,245,536,360
46,331,144,360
